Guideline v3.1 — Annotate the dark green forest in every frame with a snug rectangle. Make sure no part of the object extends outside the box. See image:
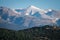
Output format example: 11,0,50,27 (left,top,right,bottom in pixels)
0,25,60,40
